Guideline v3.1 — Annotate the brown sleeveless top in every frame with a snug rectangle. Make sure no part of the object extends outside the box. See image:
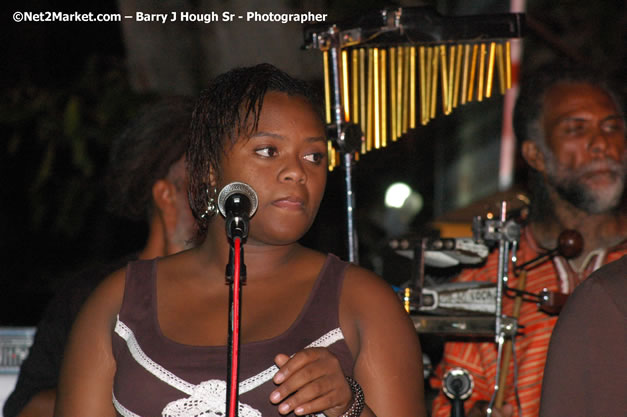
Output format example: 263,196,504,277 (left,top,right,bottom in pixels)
112,254,354,417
